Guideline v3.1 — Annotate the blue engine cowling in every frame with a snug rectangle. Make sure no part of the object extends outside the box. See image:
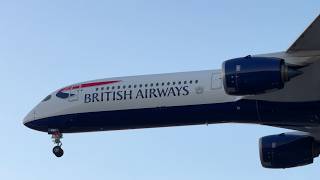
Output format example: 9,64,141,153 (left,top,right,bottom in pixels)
222,56,301,95
259,134,320,169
